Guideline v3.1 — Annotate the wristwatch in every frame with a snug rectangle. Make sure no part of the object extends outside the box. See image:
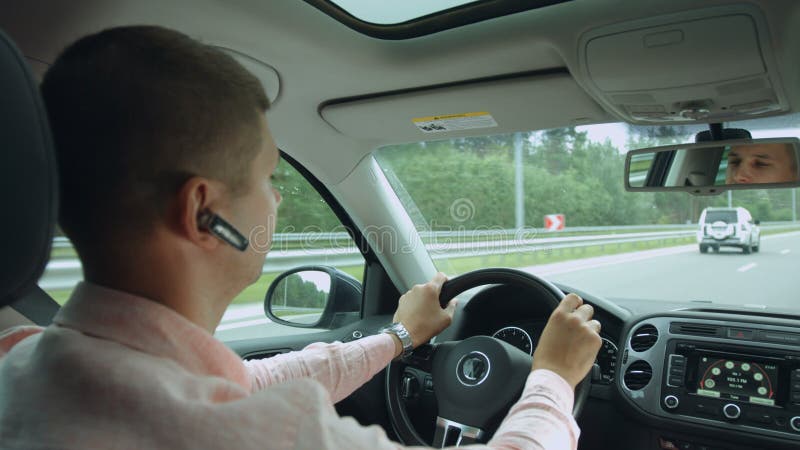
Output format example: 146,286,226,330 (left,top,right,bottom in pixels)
380,322,414,358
